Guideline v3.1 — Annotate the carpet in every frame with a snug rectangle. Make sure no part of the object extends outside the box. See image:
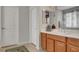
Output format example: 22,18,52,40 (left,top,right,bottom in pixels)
5,46,29,52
